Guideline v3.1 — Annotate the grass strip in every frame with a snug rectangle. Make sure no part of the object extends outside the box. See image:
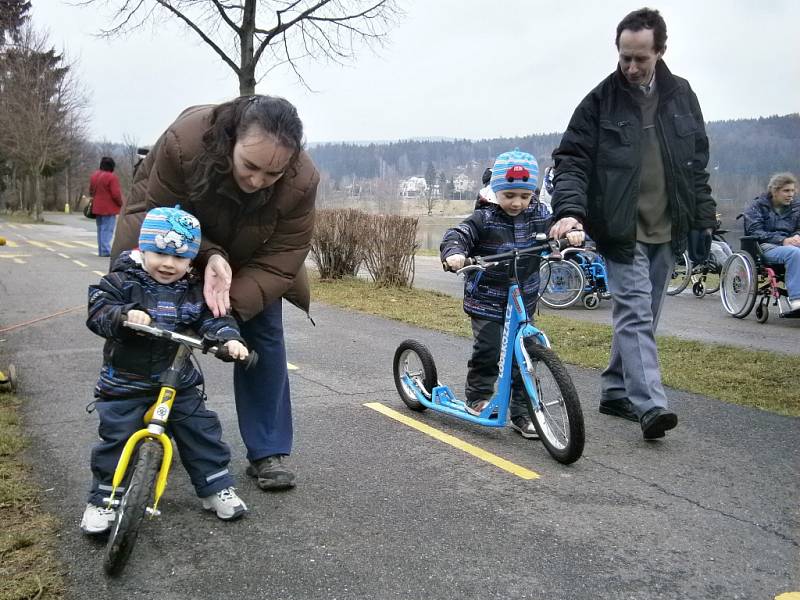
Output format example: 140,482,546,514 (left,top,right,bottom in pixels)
0,391,65,600
311,276,800,417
